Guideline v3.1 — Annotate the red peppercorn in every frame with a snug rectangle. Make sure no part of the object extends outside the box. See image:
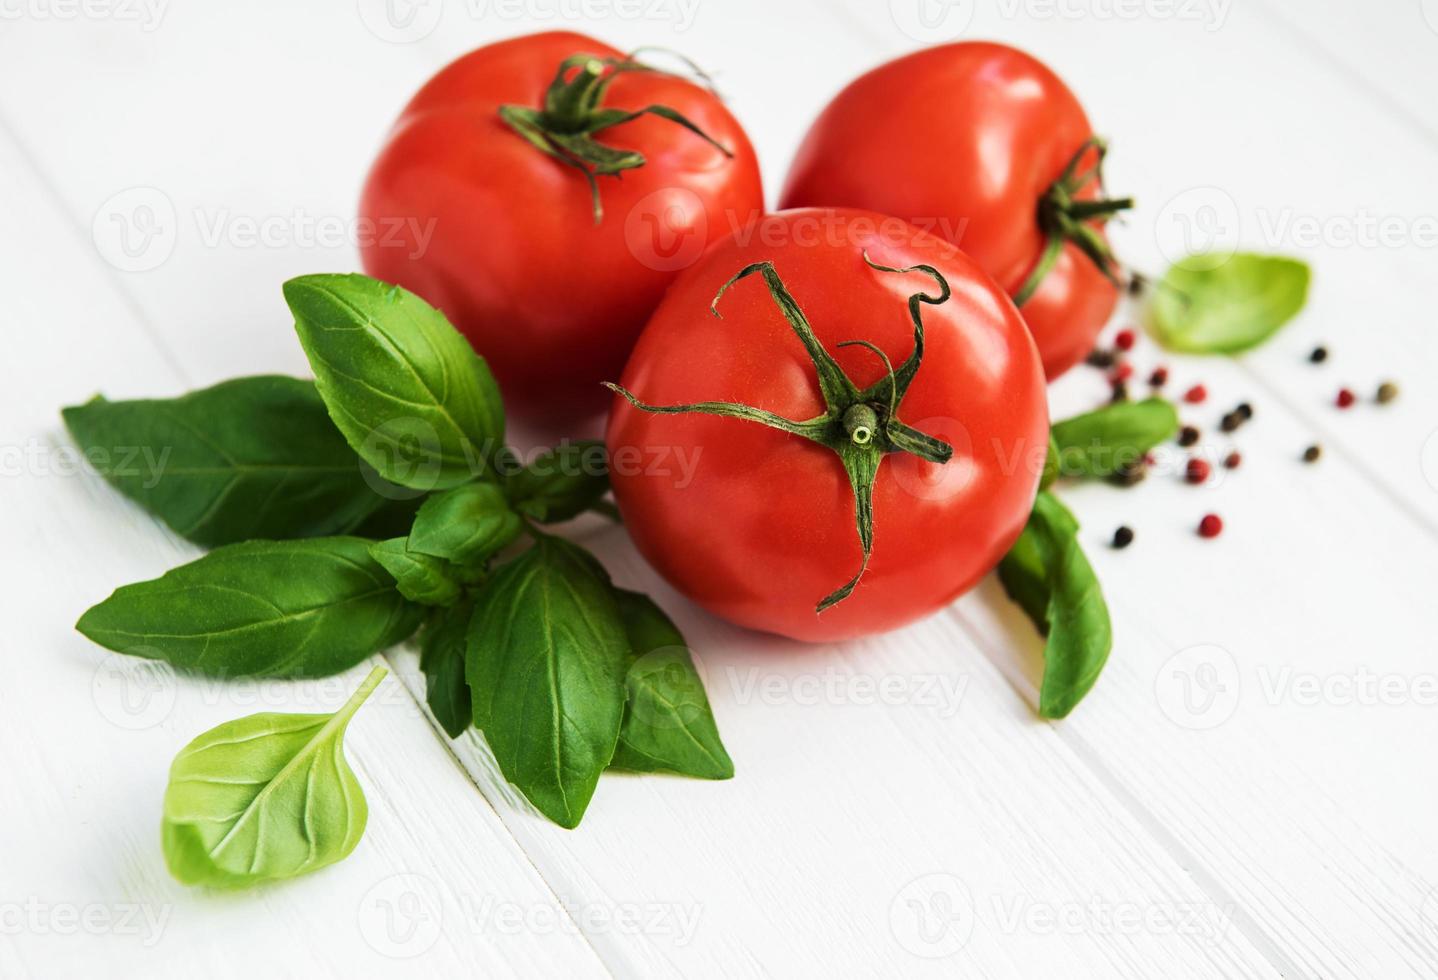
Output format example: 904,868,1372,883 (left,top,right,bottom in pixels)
1223,451,1242,469
1186,458,1211,484
1336,388,1356,409
1184,384,1207,404
1115,328,1136,351
1110,362,1134,383
1148,366,1168,387
1198,514,1223,538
